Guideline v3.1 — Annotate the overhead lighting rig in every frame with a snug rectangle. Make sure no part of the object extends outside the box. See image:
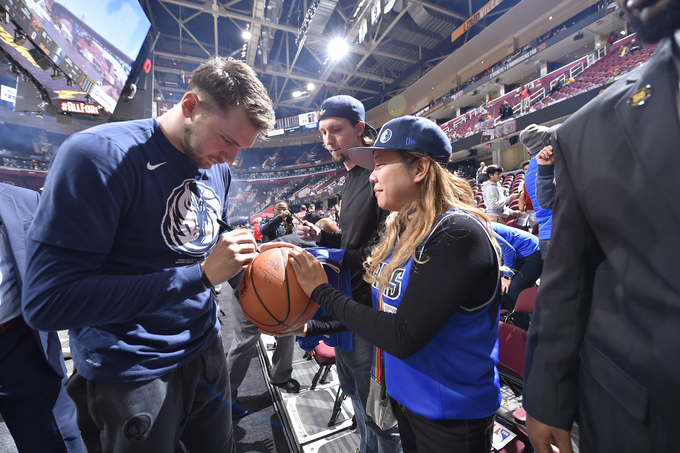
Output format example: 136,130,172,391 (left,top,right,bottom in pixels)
295,0,320,49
